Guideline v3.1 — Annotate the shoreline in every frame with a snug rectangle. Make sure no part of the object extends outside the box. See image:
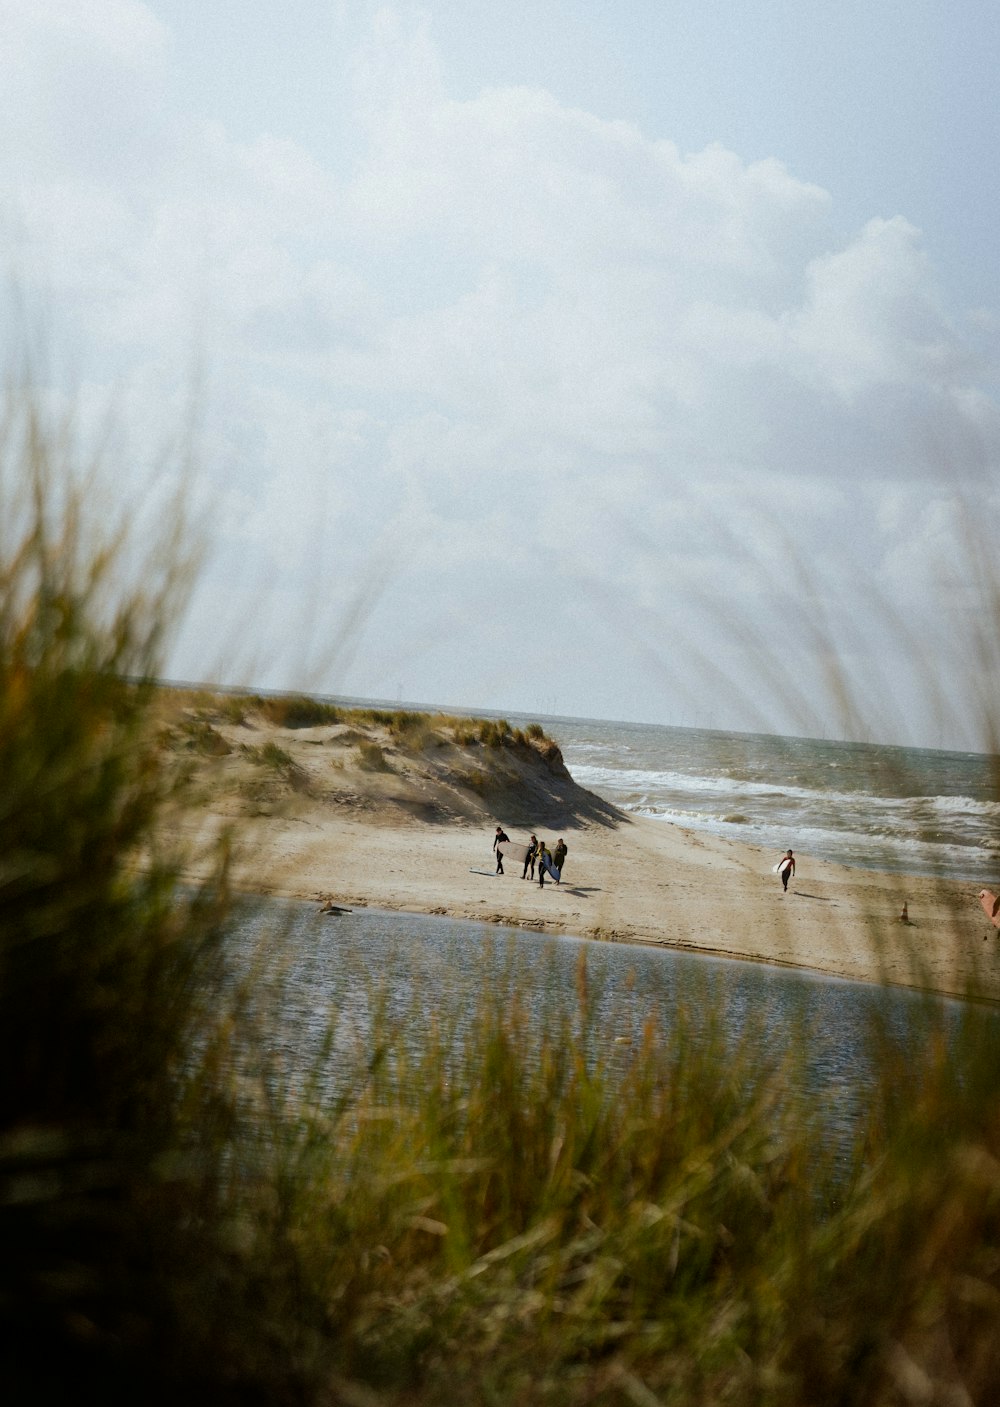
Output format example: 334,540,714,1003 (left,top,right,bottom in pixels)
220,807,999,1004
249,888,998,1007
